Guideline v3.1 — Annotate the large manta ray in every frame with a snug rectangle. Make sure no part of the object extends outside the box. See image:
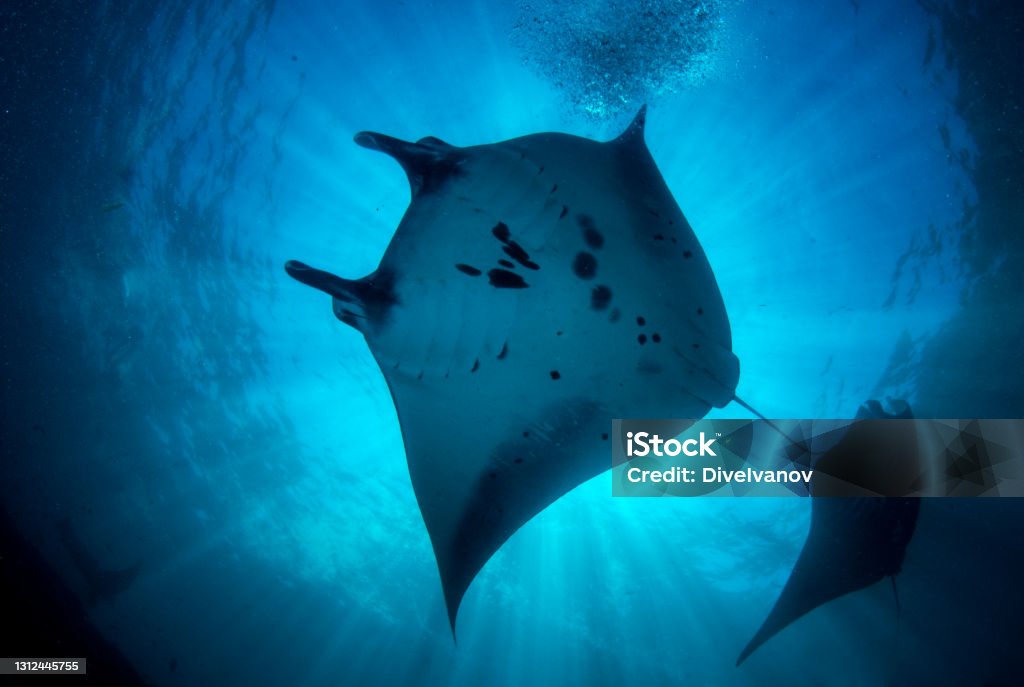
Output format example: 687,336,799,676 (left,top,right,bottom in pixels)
287,107,739,628
285,108,915,659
